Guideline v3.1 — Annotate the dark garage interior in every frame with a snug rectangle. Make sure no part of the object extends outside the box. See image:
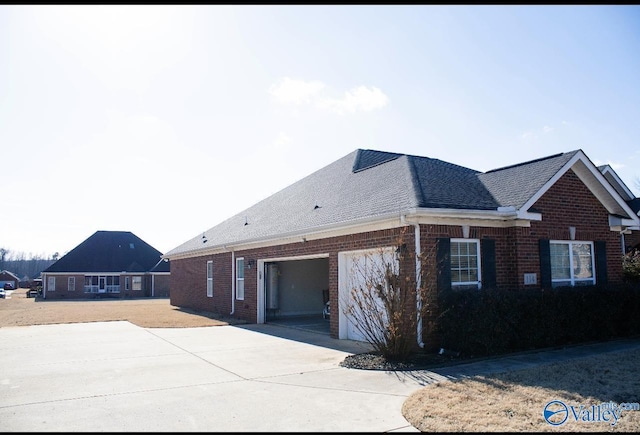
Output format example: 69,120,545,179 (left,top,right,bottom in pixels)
264,257,330,334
